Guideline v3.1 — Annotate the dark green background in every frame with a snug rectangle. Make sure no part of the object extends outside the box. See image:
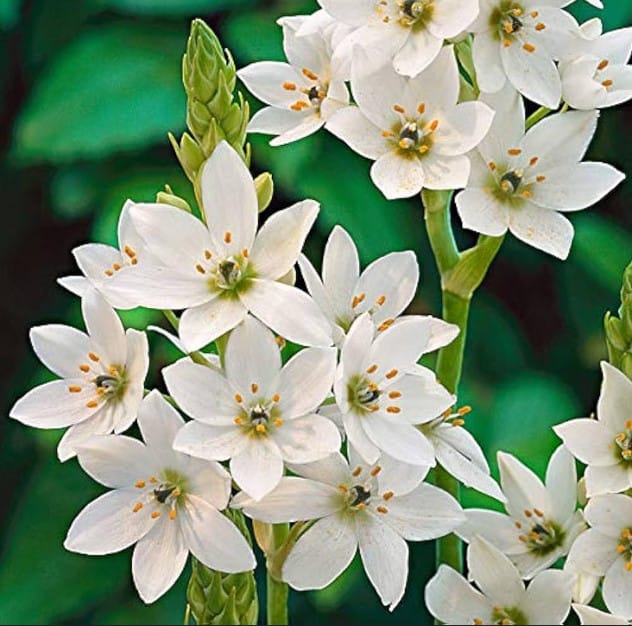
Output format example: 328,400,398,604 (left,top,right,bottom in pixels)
0,1,630,623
